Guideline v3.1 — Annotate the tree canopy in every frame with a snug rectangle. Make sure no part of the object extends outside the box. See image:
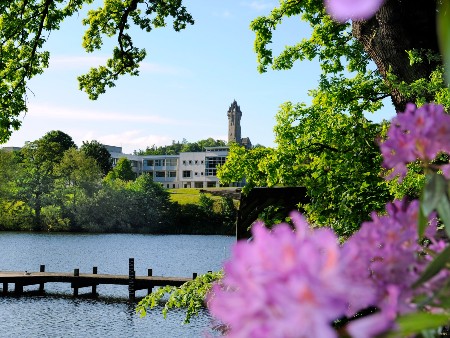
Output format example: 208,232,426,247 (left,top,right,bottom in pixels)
0,0,194,142
218,0,450,234
135,138,227,156
80,140,113,176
